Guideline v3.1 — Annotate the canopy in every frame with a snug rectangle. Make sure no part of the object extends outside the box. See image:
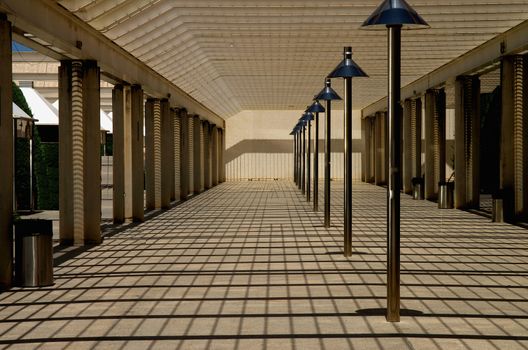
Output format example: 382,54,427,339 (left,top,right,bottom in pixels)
20,87,58,125
52,100,113,133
